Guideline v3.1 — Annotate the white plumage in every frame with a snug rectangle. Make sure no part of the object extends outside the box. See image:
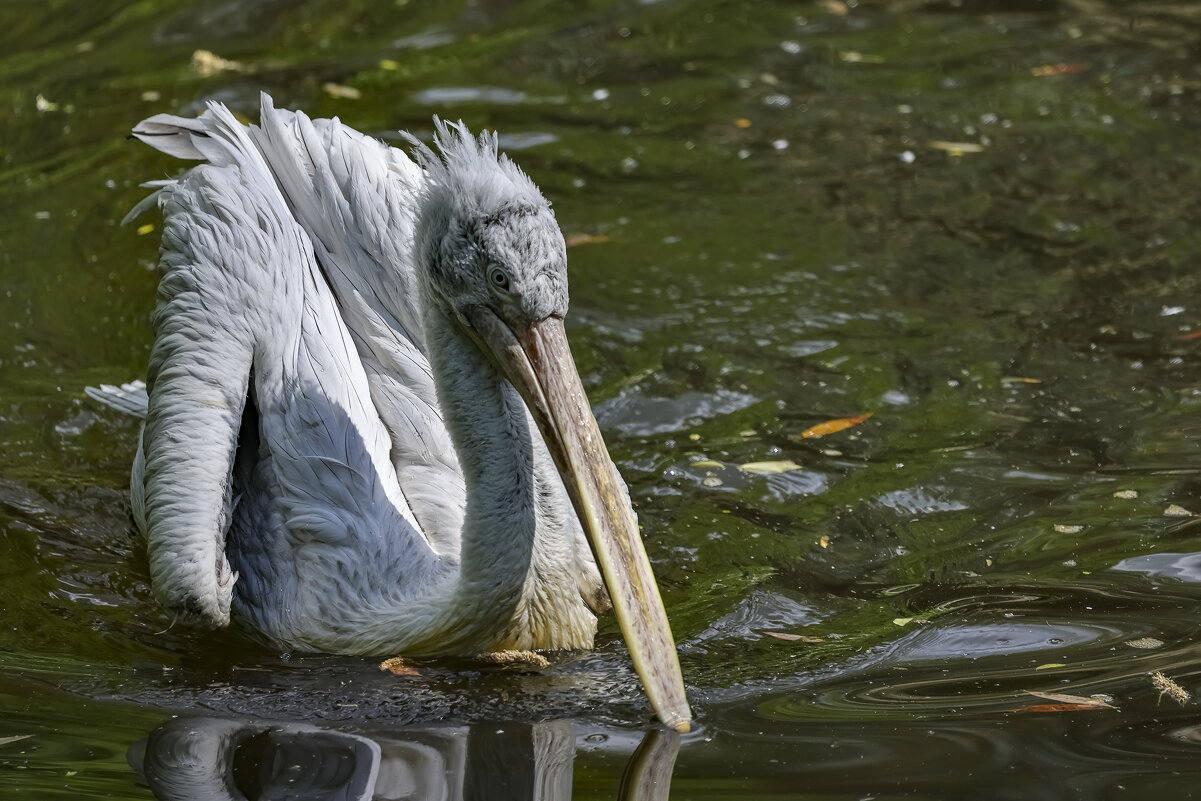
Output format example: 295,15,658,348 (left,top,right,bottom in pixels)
102,95,690,730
